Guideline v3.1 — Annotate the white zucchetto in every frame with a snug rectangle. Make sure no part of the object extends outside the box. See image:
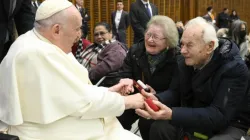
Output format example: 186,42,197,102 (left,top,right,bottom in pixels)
35,0,73,21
